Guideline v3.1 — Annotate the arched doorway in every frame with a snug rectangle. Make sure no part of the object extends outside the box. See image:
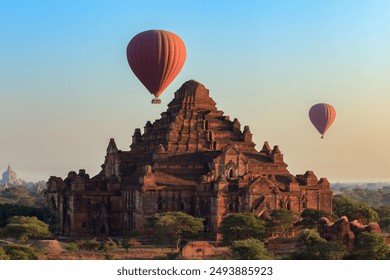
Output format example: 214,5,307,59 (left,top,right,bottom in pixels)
100,224,108,234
